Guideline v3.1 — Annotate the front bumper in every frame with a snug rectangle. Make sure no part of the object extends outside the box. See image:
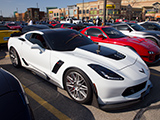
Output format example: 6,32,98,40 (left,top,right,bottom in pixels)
99,81,152,110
